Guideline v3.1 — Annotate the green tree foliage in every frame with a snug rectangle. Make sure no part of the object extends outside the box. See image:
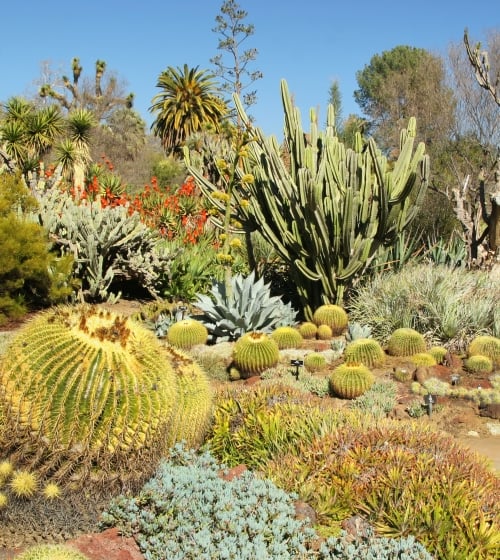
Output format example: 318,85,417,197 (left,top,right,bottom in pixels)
150,65,228,157
211,0,263,124
0,174,72,323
